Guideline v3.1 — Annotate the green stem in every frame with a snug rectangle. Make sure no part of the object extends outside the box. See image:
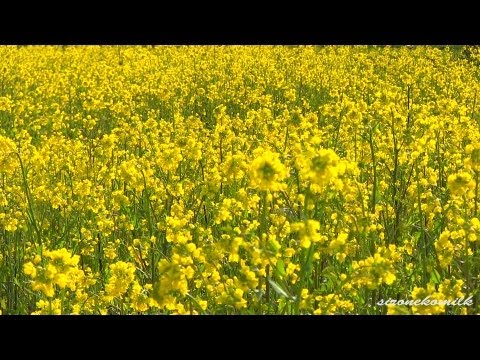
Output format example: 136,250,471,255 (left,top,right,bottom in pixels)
258,191,269,314
16,152,42,246
415,164,427,286
368,131,377,214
